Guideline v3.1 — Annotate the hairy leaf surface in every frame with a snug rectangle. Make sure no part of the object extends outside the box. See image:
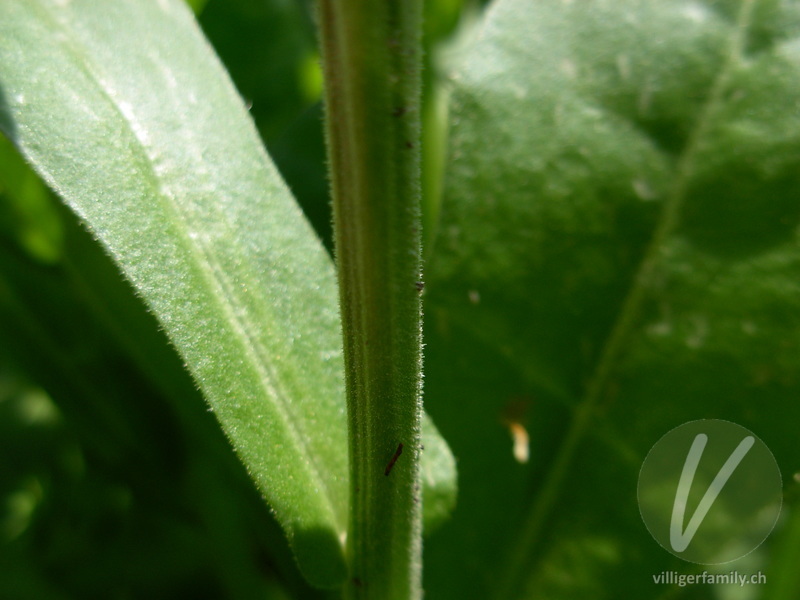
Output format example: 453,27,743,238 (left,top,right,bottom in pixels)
0,0,347,585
